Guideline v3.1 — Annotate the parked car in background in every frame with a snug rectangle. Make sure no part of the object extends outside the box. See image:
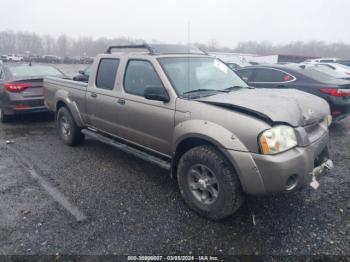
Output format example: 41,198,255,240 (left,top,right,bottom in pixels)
42,55,61,64
236,64,350,122
304,58,339,63
0,63,66,122
300,64,350,80
1,54,24,62
338,60,350,67
304,62,350,76
304,58,350,67
73,65,92,82
44,44,333,220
